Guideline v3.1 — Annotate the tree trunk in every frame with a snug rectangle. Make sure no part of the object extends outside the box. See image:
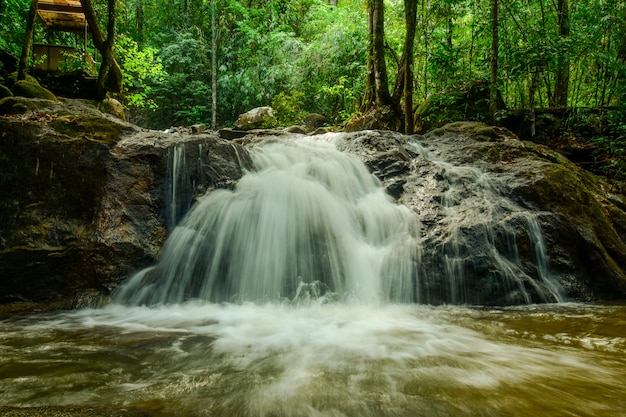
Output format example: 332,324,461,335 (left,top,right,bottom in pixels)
529,70,538,137
489,0,499,117
403,0,417,134
136,0,144,46
362,1,376,109
421,0,429,99
553,0,569,107
372,0,391,106
211,0,217,130
619,15,626,63
81,0,123,99
17,0,39,81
